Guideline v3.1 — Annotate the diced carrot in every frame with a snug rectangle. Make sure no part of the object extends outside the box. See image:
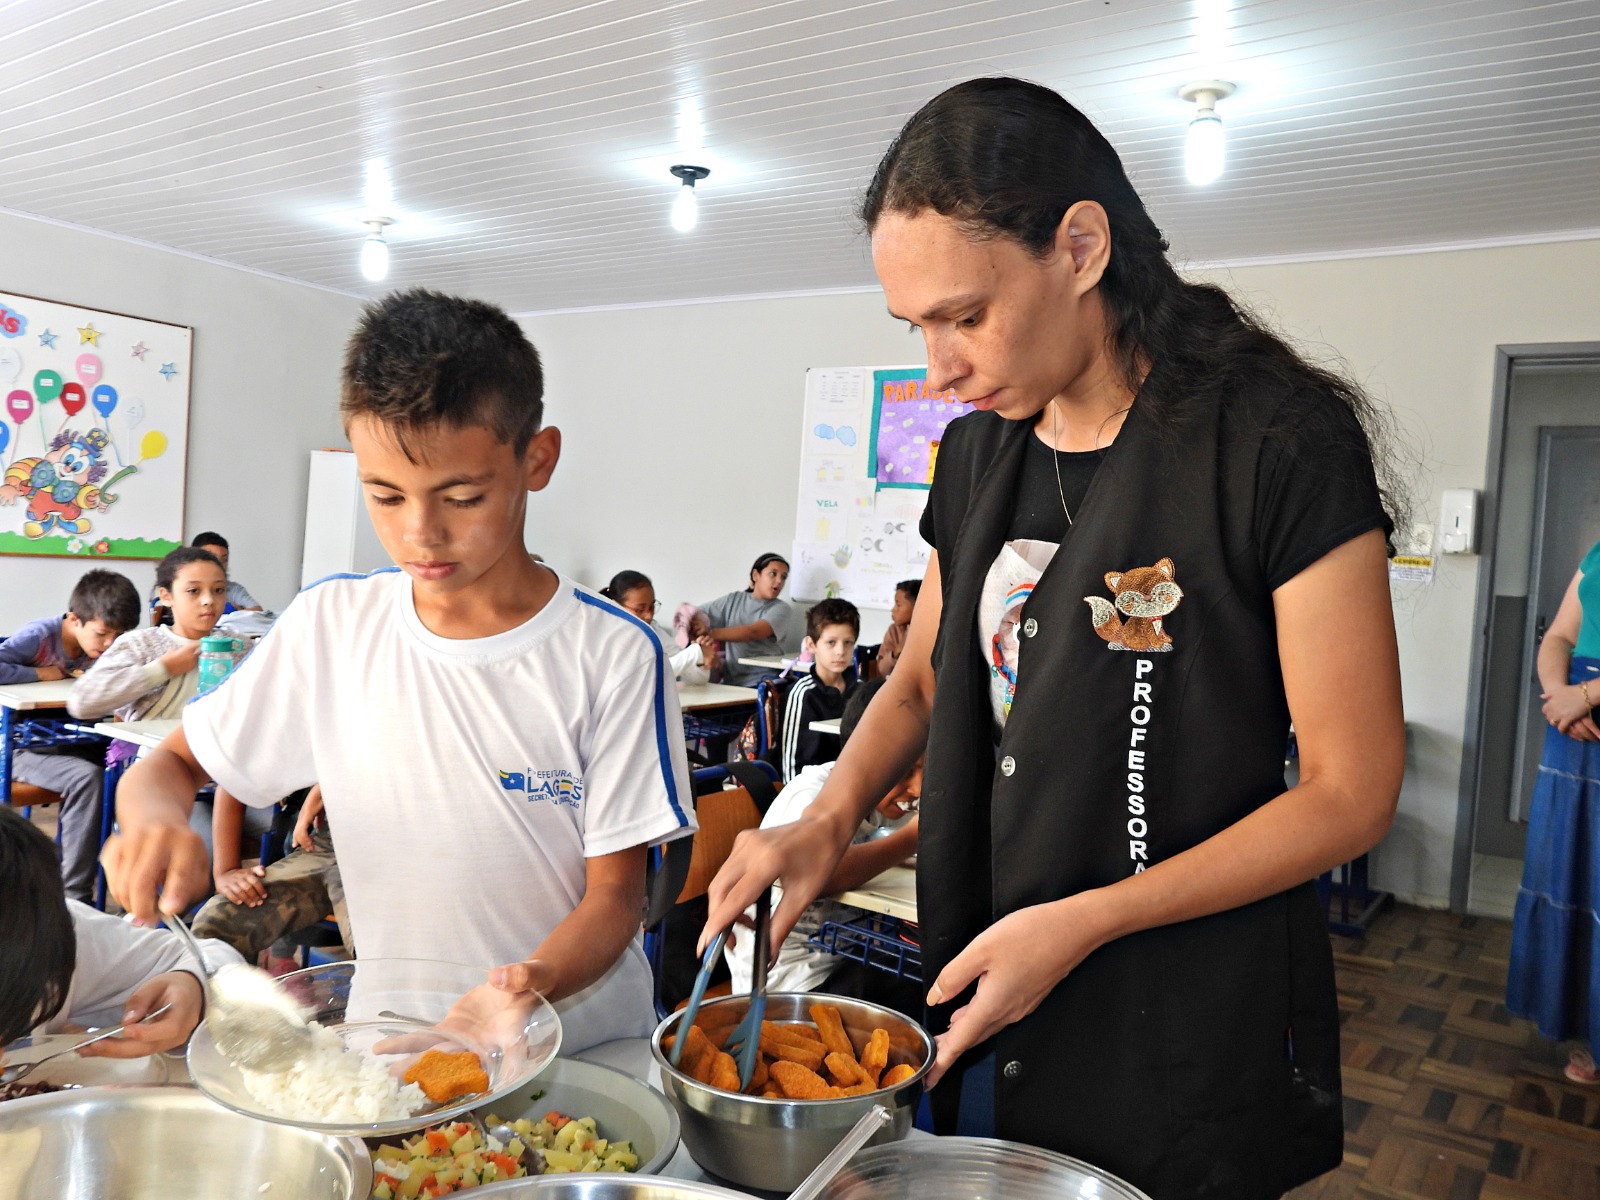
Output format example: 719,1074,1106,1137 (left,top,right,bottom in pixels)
419,1175,436,1189
426,1130,452,1153
490,1153,518,1176
545,1110,571,1129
